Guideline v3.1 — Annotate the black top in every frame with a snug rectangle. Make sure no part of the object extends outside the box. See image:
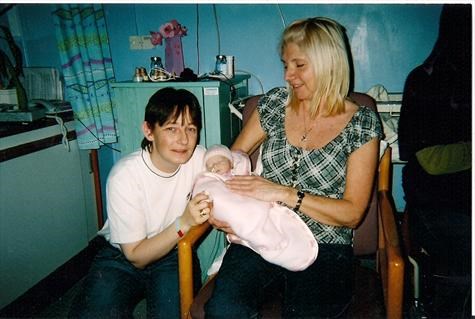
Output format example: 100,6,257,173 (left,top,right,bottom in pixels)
398,4,471,211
